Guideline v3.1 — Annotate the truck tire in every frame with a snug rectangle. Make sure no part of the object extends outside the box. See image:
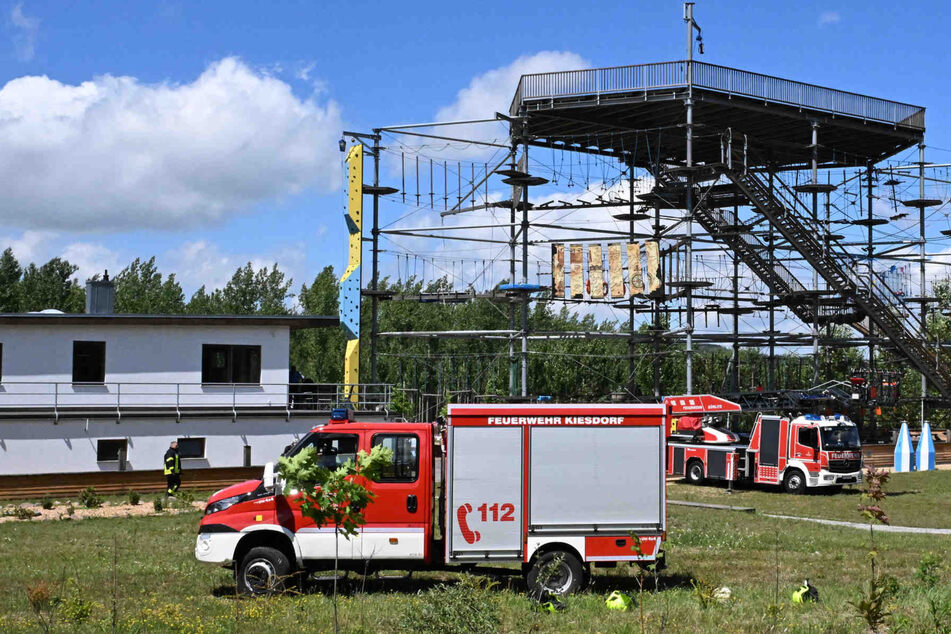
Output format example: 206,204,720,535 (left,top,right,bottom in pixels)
783,469,807,495
685,459,705,485
526,550,586,597
237,546,293,596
